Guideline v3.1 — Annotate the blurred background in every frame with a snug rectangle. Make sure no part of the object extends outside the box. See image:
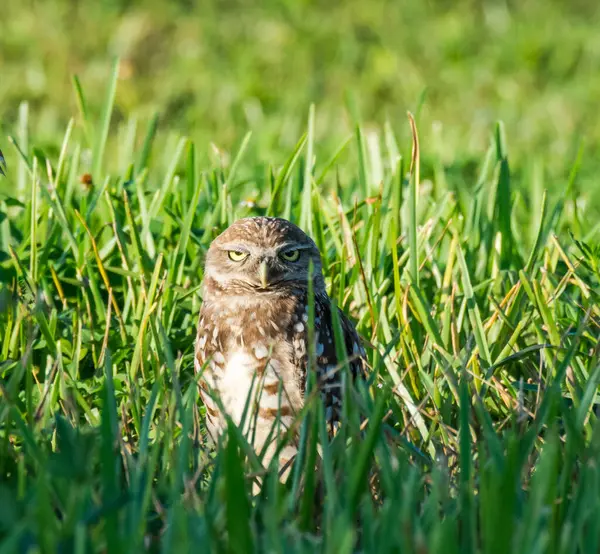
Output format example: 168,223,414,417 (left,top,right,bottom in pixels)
1,0,600,199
